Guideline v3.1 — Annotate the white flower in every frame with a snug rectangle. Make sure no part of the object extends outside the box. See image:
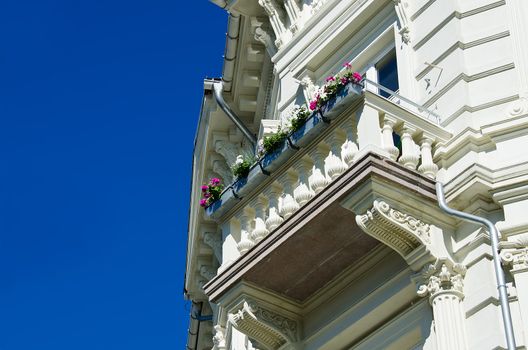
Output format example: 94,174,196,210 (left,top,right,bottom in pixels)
234,155,244,167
